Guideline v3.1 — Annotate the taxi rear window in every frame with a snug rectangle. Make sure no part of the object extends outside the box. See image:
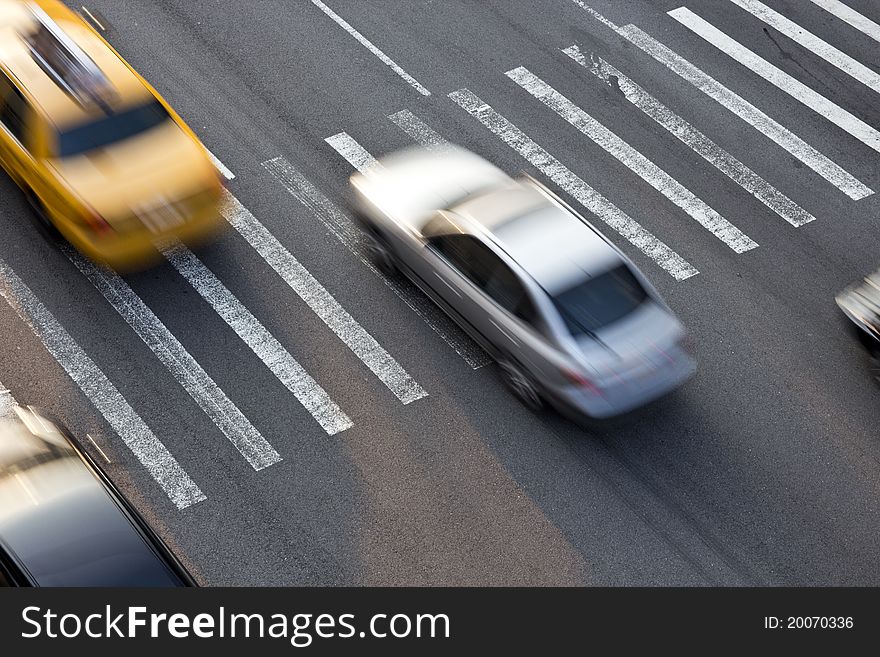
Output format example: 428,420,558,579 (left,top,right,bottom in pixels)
56,100,169,157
